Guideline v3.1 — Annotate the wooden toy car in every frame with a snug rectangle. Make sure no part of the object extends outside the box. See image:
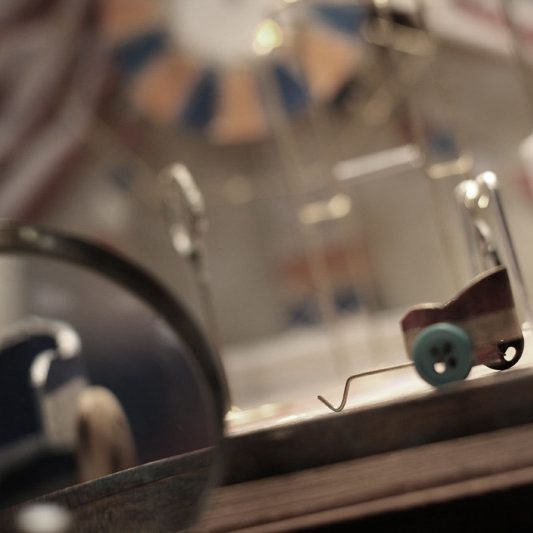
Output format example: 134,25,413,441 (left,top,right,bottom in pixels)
401,266,524,387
